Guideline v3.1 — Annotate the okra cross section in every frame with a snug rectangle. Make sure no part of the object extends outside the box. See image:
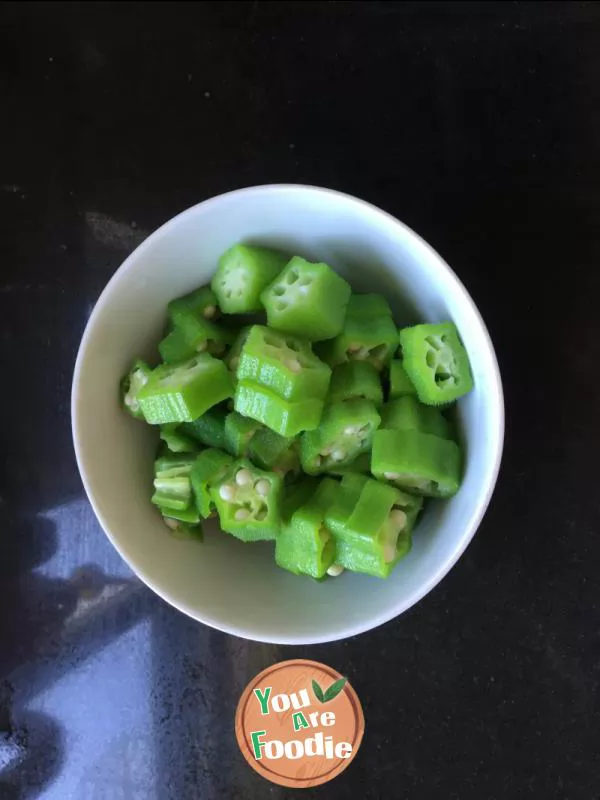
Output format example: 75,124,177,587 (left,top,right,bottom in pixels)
211,244,289,314
260,256,352,341
399,321,474,405
210,459,283,541
300,398,381,475
372,428,462,497
138,353,234,424
237,326,332,401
